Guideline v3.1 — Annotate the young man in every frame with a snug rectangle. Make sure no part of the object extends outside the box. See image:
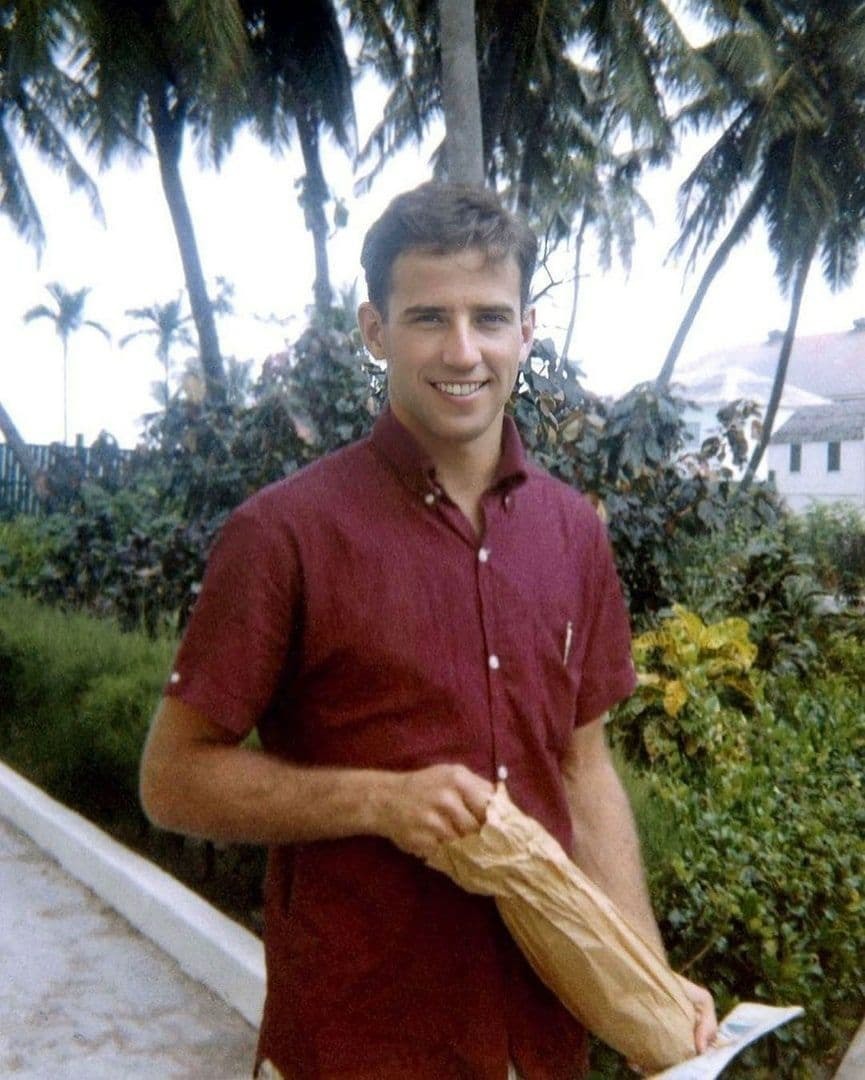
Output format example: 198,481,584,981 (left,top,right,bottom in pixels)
140,183,716,1079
